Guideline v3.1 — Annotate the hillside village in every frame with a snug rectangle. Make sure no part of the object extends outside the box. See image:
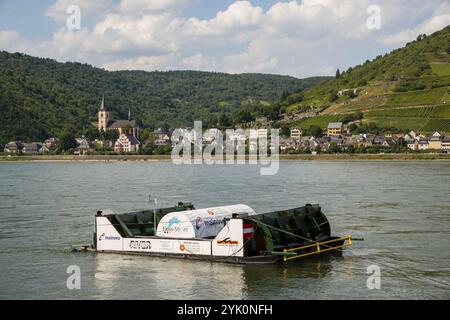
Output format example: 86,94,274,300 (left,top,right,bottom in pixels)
2,27,450,156
2,96,449,156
